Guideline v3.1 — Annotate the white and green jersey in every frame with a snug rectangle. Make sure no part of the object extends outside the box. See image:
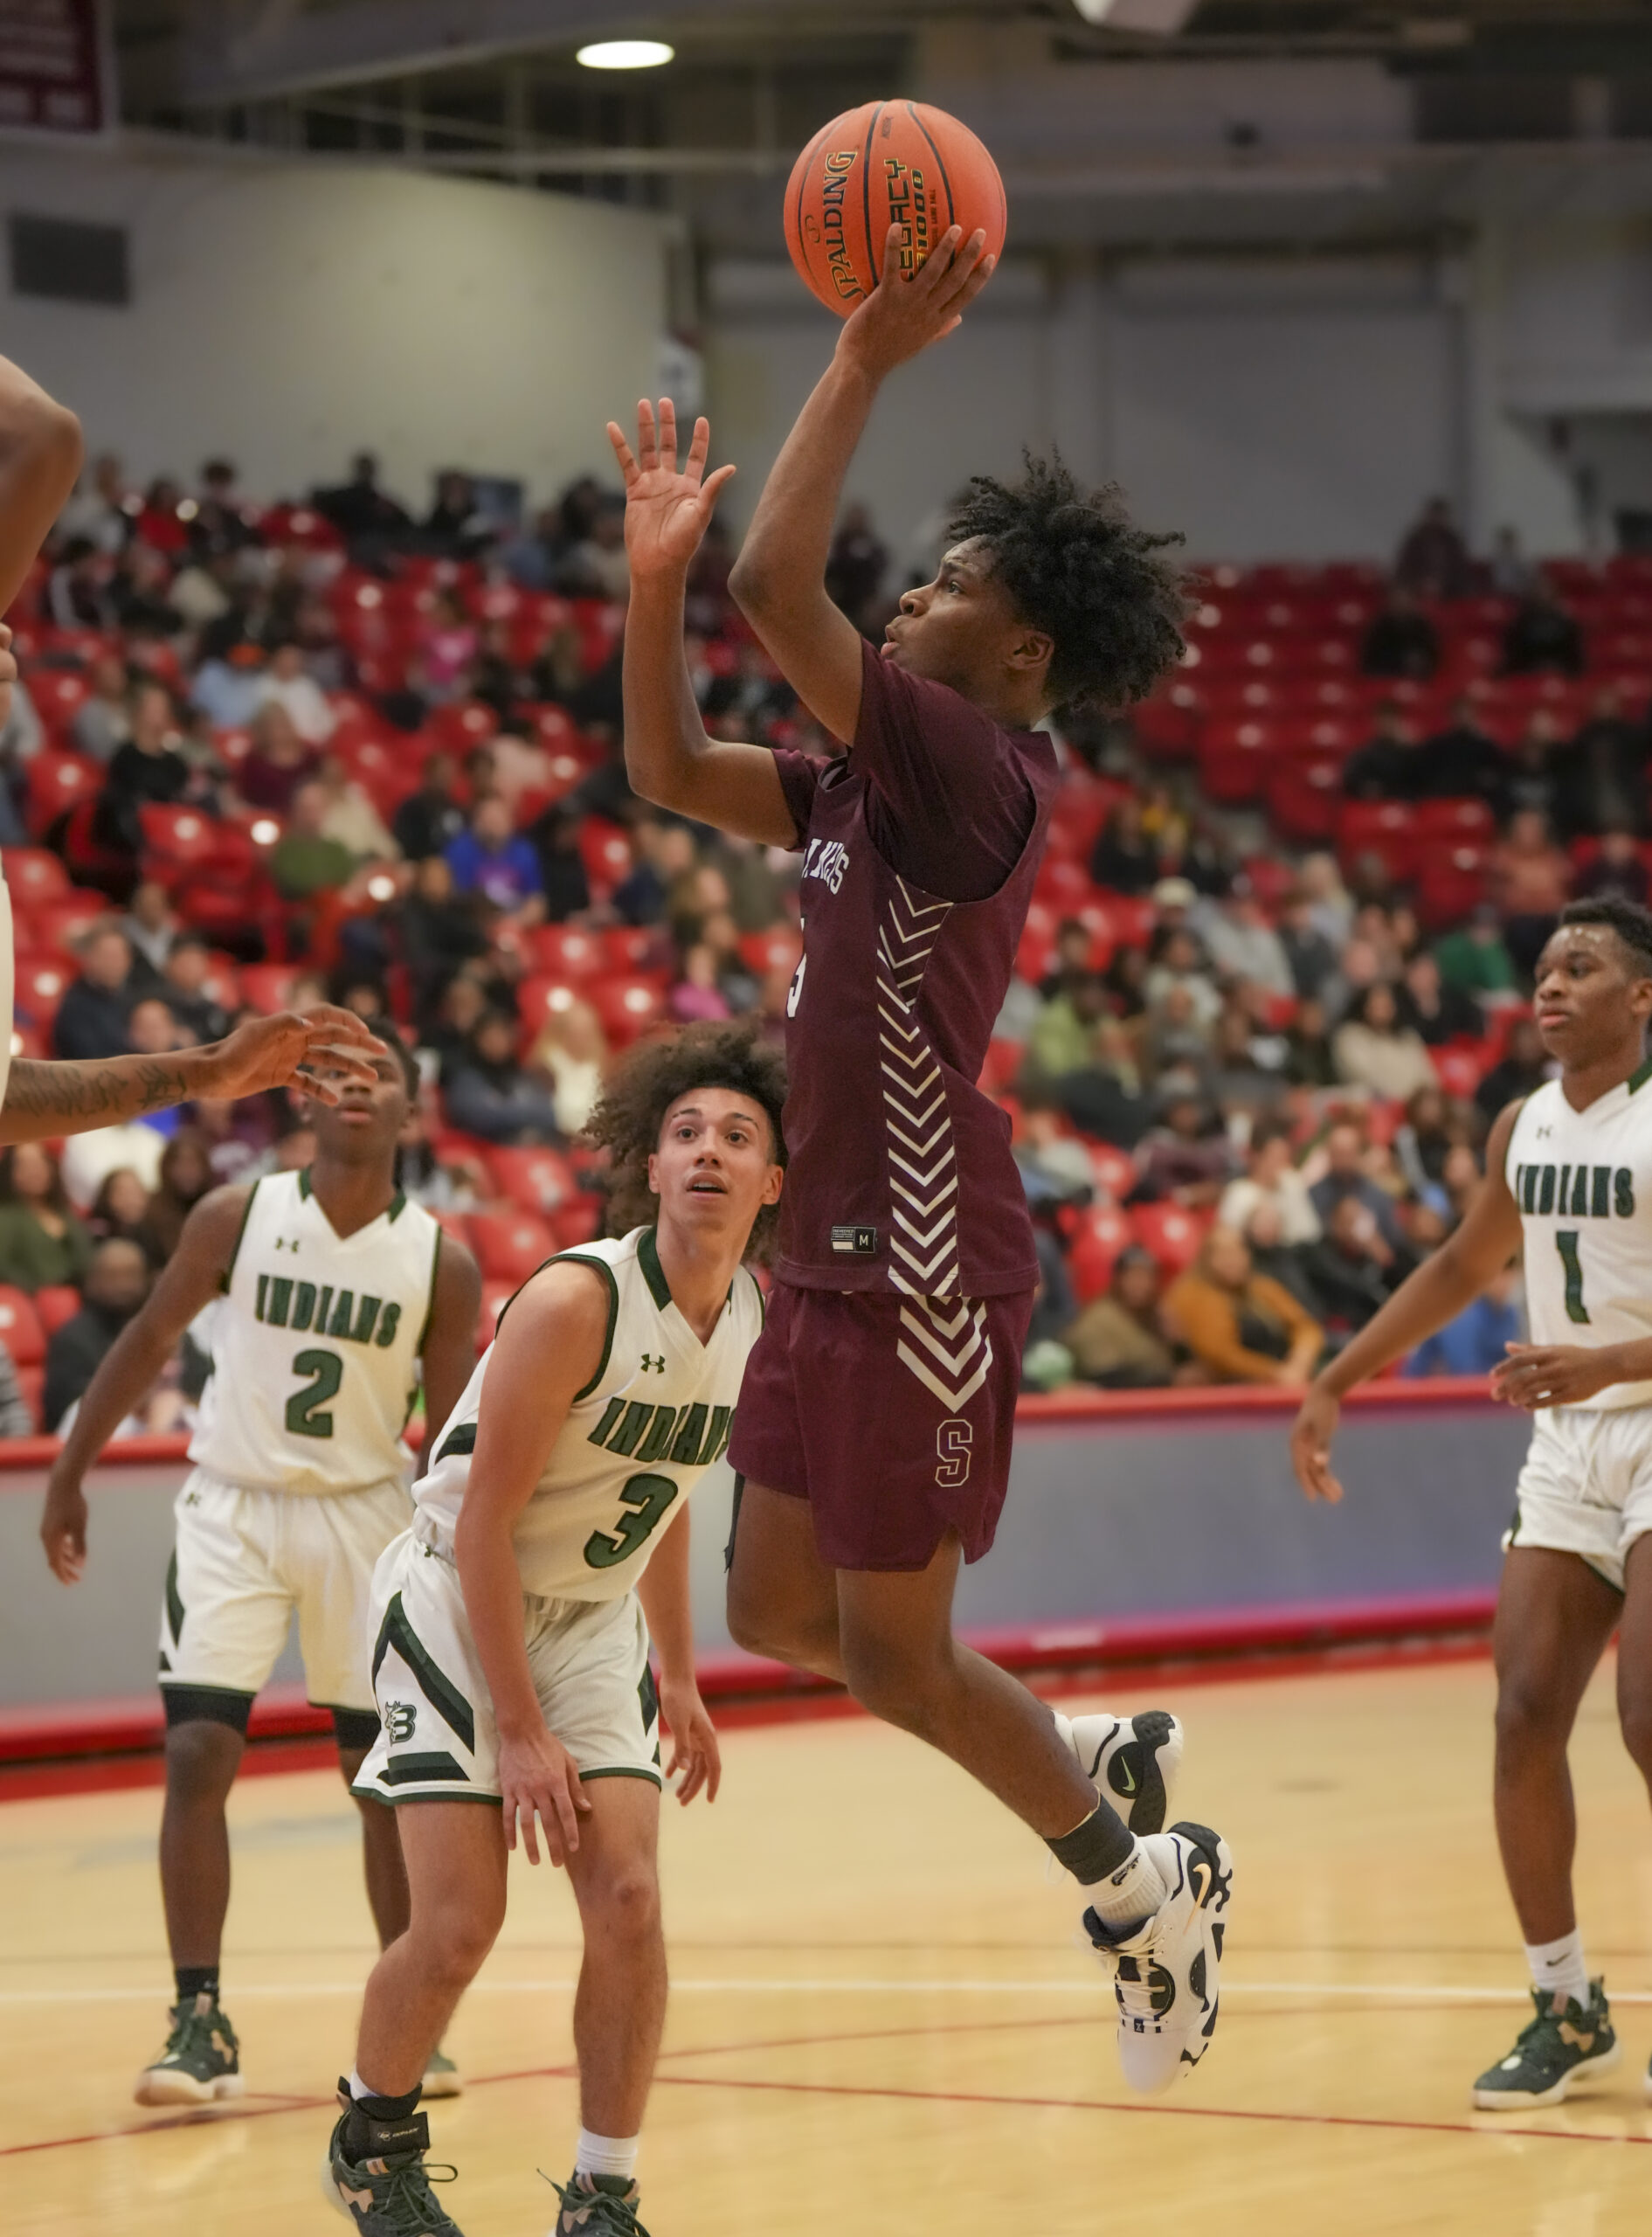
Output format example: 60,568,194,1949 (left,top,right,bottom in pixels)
190,1169,443,1497
413,1225,764,1603
1506,1069,1652,1409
